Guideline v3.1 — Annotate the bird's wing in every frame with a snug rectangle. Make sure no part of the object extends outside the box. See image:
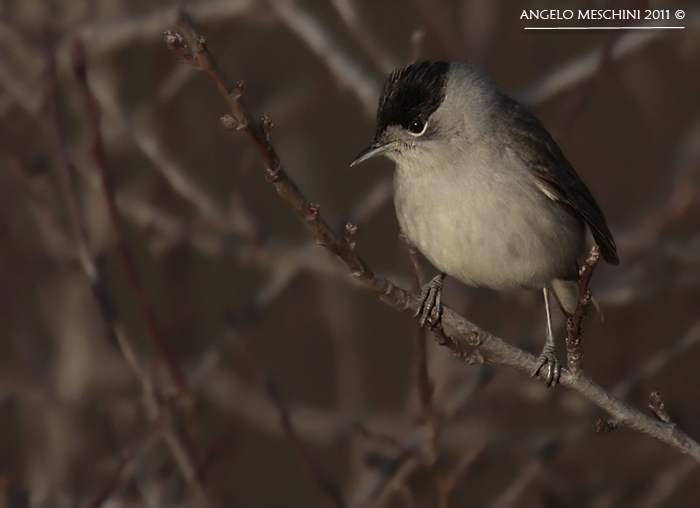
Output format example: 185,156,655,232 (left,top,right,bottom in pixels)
496,97,619,265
